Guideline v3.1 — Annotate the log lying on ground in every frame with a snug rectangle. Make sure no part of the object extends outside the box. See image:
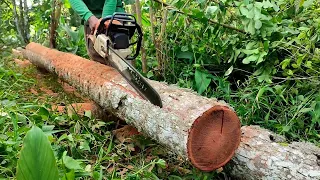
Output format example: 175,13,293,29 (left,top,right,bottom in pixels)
229,126,320,180
22,42,241,171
